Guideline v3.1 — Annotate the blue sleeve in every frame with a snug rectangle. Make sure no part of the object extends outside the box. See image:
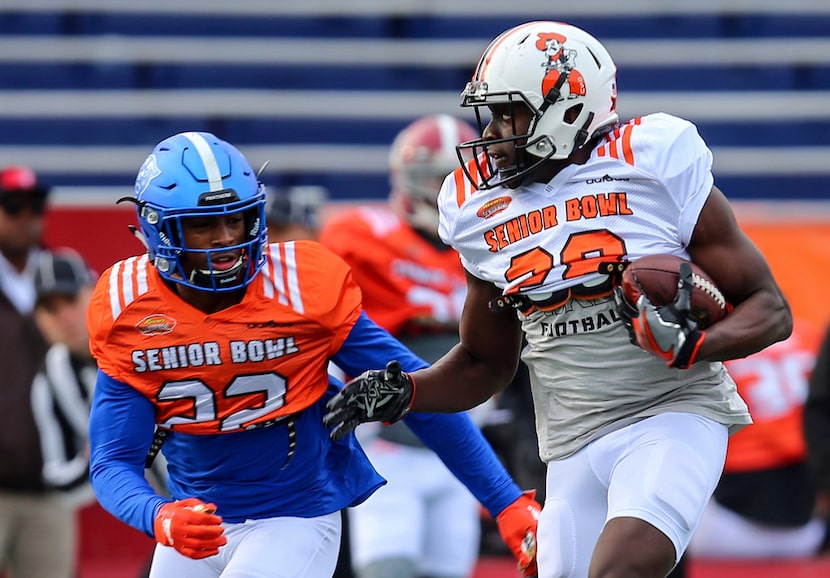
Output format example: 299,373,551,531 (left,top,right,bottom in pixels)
403,412,522,517
88,369,169,537
331,311,429,377
332,312,522,517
